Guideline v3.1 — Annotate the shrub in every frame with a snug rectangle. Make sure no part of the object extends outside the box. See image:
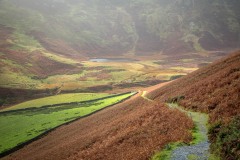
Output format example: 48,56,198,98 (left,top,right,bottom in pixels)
209,116,240,160
166,96,185,103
